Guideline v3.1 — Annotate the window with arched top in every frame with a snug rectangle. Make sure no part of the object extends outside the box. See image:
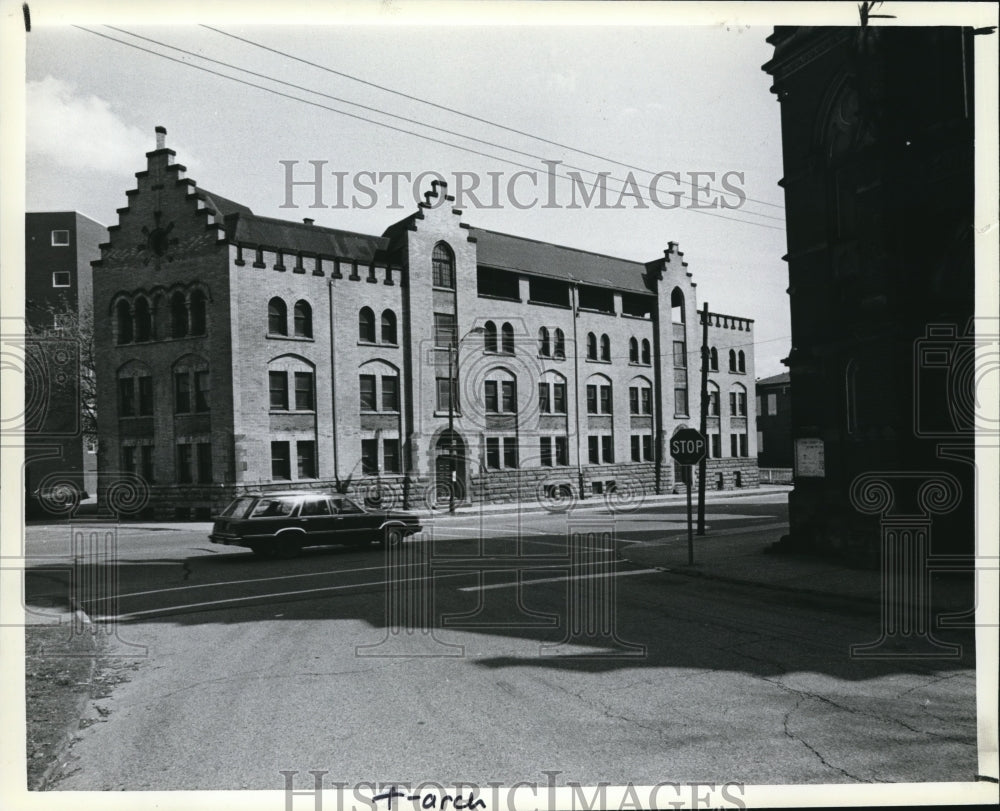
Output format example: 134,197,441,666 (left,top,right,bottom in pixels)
432,242,455,289
737,350,746,373
170,292,188,339
381,309,397,345
134,297,152,342
641,338,651,365
670,288,685,324
358,306,375,343
729,349,737,372
586,332,597,360
115,300,133,345
628,375,653,415
189,289,207,336
293,300,312,338
600,334,611,362
268,297,288,336
538,327,551,357
629,337,639,363
484,320,498,352
729,383,747,417
501,322,515,354
553,328,565,359
707,381,720,416
709,347,719,371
